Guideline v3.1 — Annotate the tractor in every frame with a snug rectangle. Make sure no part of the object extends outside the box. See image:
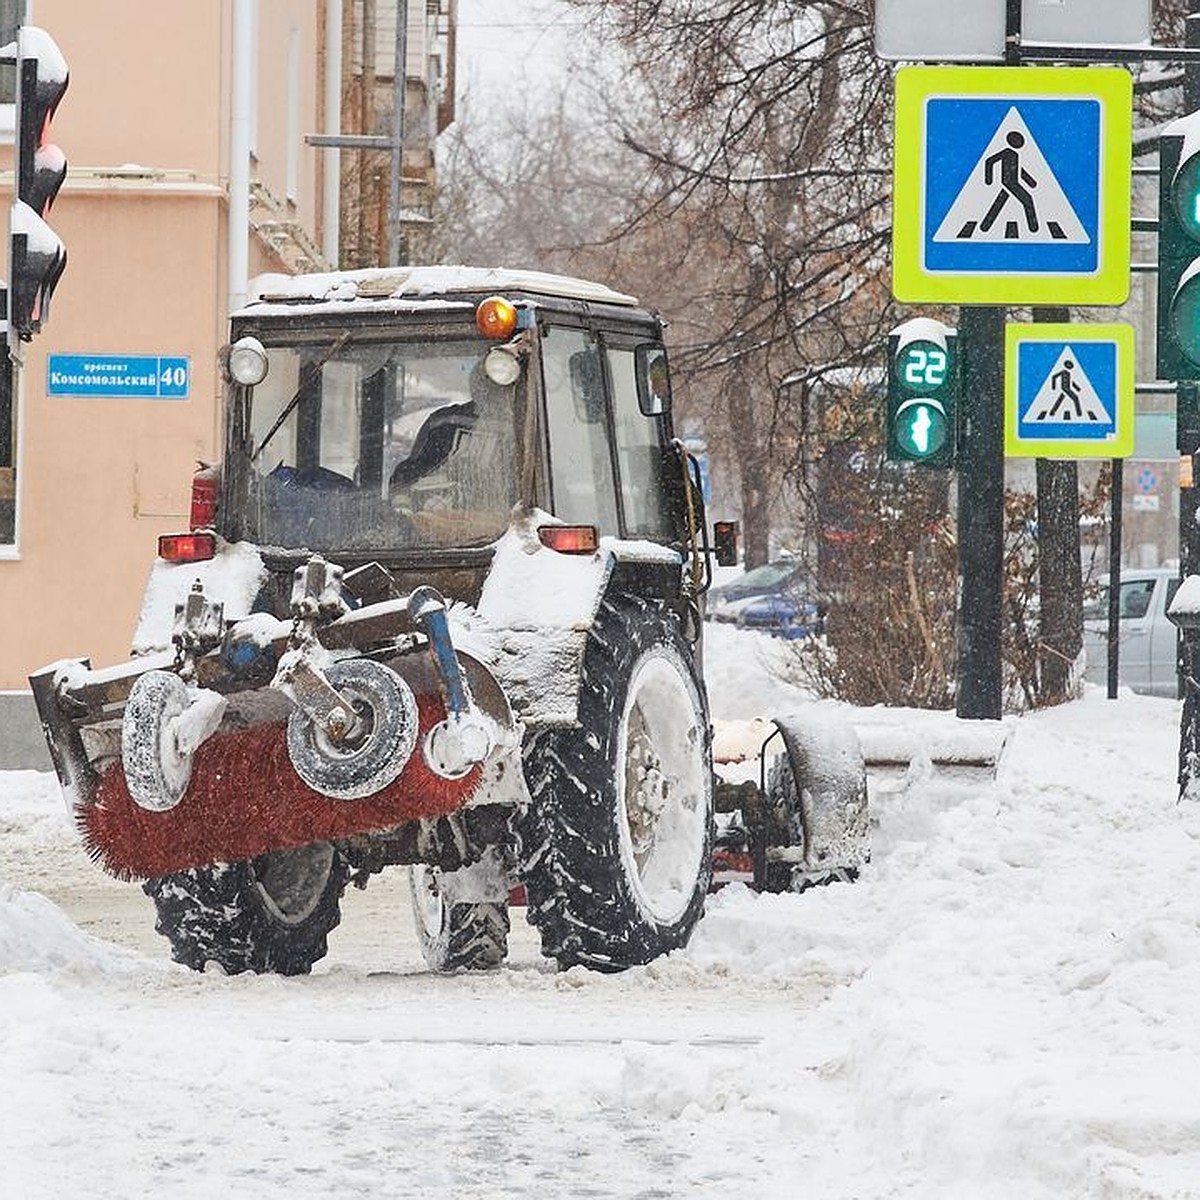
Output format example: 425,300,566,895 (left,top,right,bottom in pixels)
31,267,869,975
